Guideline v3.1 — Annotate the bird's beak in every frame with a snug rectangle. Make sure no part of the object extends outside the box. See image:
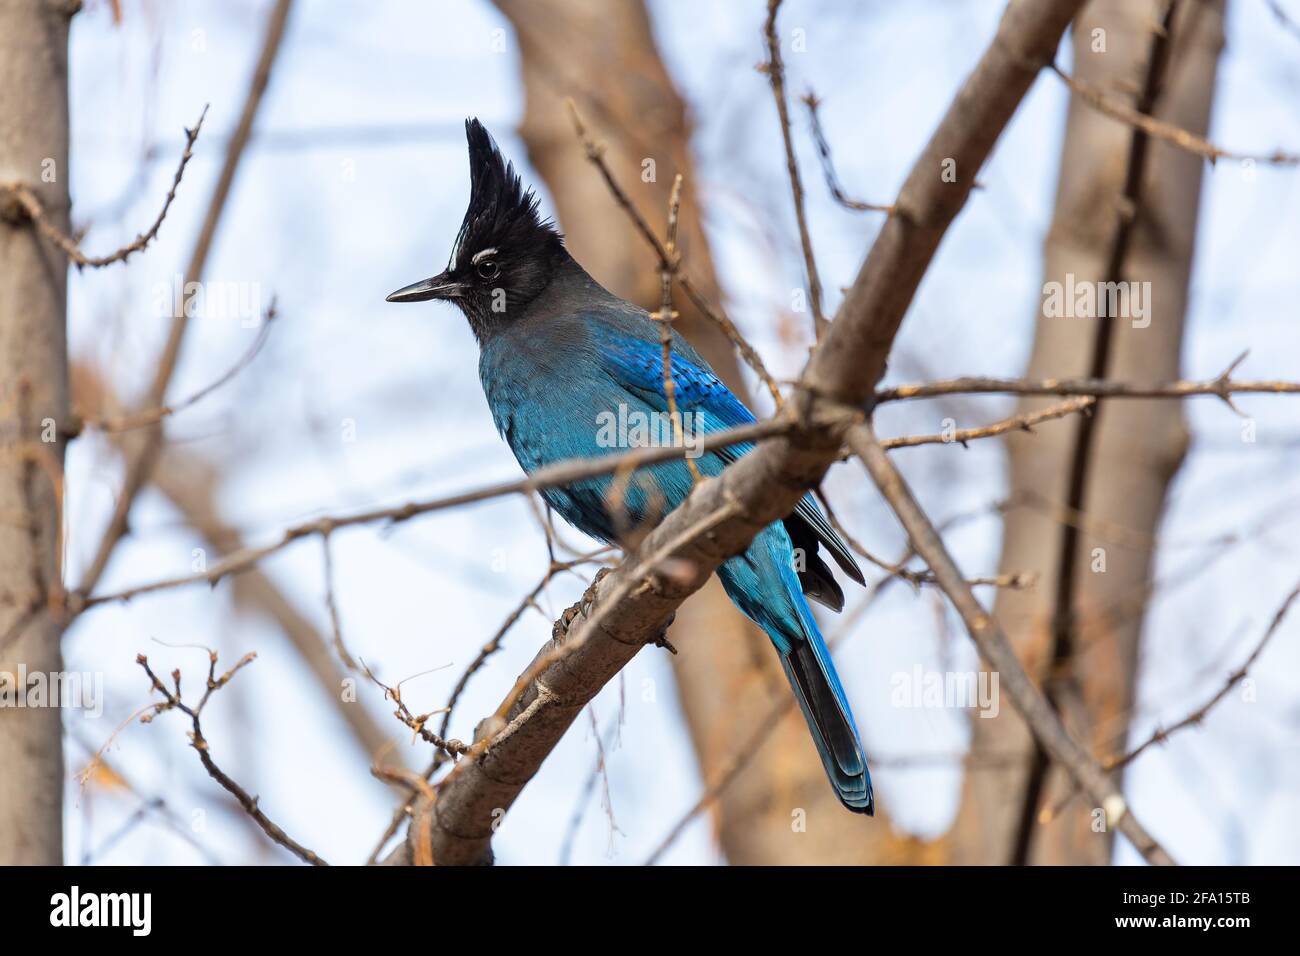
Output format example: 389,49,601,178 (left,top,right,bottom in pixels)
385,272,465,303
